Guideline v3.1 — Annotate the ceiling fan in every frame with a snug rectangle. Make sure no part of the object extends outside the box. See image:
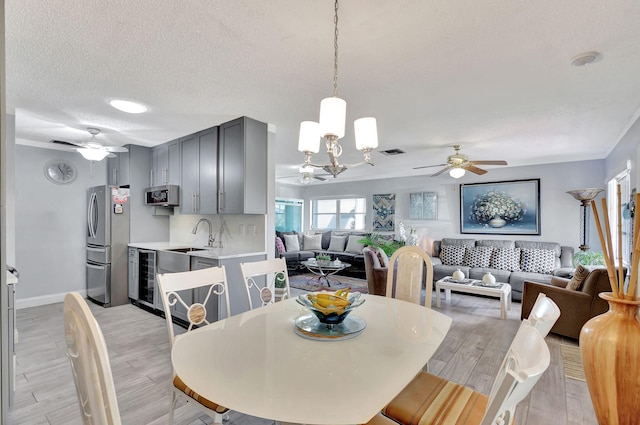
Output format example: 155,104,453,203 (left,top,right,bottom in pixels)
51,127,128,161
413,144,508,178
280,165,330,184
